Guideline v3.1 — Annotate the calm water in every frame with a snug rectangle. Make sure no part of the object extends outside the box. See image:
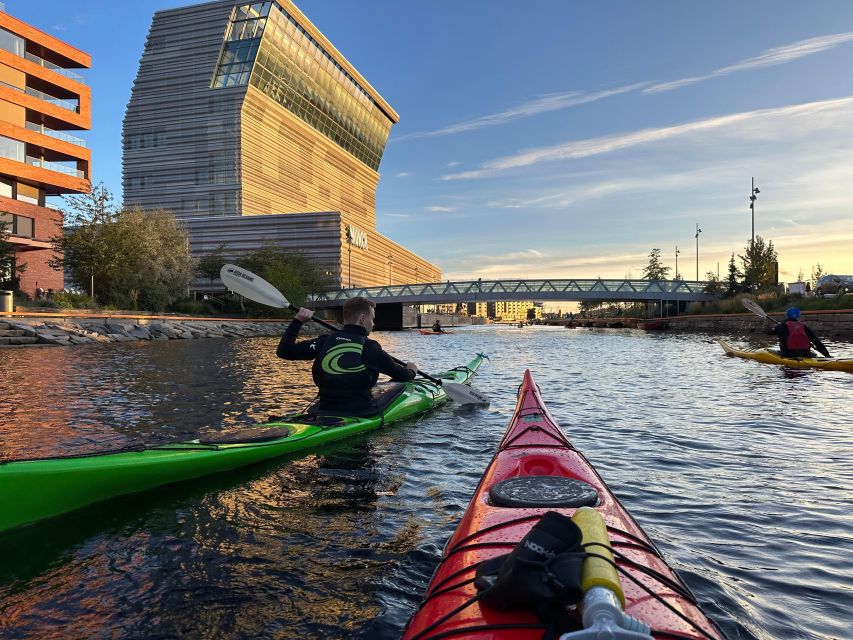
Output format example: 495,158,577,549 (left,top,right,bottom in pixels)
1,326,851,639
